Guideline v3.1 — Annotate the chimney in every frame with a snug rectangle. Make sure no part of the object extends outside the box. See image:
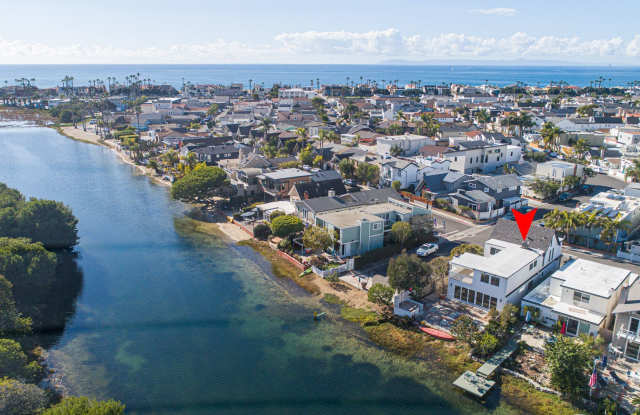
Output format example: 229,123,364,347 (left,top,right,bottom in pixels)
328,189,336,197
